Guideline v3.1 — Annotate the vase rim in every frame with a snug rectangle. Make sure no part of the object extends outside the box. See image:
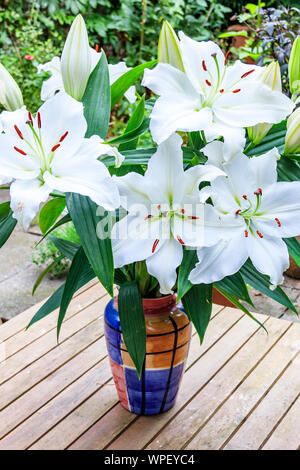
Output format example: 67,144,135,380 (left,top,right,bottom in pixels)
114,293,177,317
